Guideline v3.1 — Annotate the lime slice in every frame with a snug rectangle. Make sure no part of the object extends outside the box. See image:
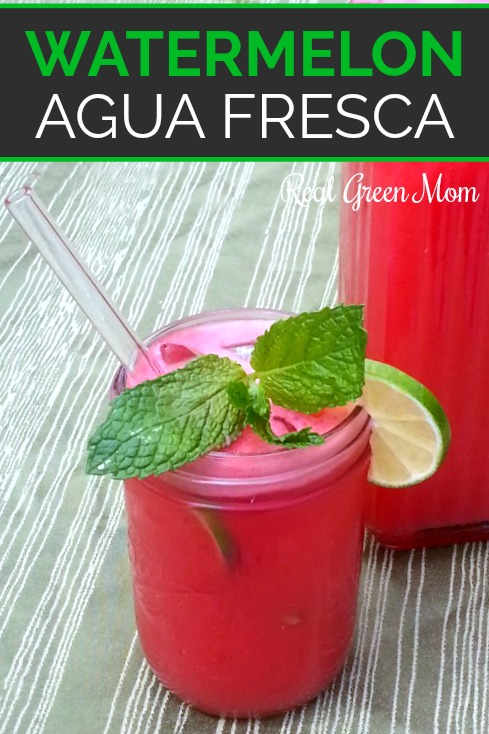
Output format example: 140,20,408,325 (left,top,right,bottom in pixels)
362,359,451,488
